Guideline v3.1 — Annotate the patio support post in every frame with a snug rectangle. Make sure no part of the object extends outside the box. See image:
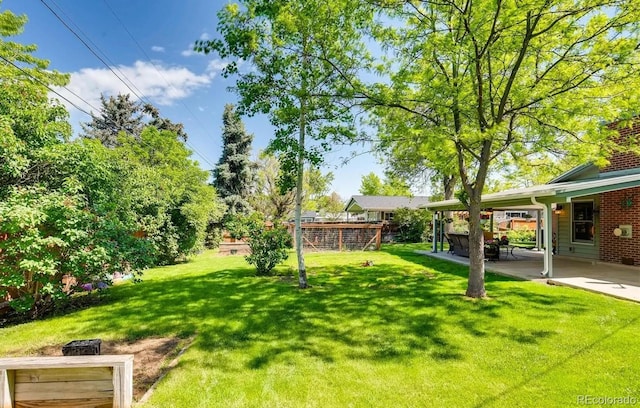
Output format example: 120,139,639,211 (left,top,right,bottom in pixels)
432,212,438,253
531,197,554,277
543,203,554,277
